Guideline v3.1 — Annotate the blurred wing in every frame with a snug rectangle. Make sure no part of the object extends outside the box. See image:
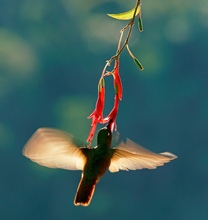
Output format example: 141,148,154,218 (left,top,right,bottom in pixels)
109,139,177,172
23,128,88,170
